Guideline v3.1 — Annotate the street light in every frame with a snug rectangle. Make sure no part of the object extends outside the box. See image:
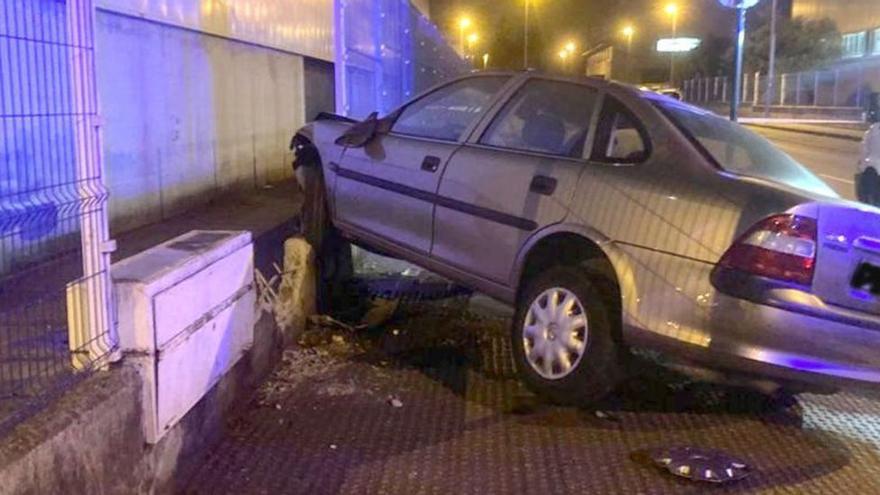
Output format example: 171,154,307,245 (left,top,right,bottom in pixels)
664,3,679,86
565,41,577,54
458,16,472,56
523,0,531,68
559,47,571,73
466,33,480,63
716,0,762,121
622,25,635,82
